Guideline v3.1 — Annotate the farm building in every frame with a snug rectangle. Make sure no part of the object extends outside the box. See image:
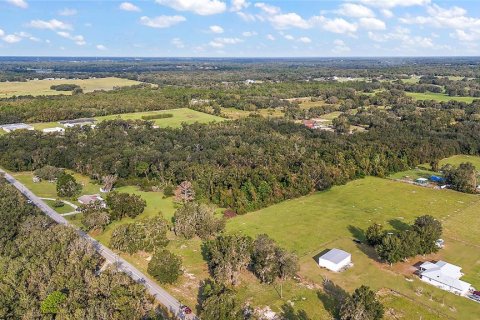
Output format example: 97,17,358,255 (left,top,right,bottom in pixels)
1,123,34,133
318,248,352,272
78,194,106,207
59,118,96,128
418,261,472,296
42,127,65,133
